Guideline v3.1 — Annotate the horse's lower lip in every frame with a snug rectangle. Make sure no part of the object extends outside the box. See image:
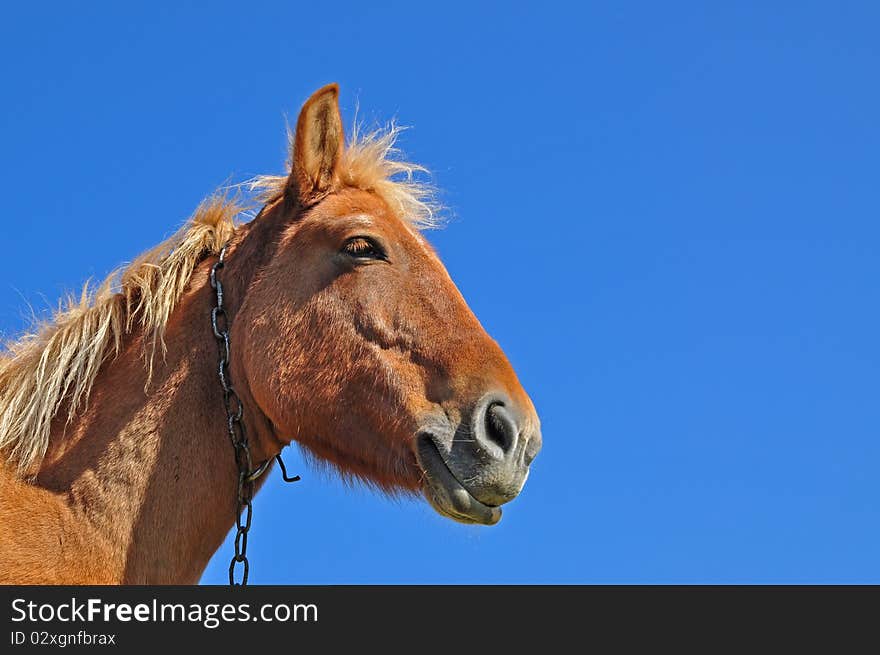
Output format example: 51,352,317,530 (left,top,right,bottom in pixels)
415,434,502,526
